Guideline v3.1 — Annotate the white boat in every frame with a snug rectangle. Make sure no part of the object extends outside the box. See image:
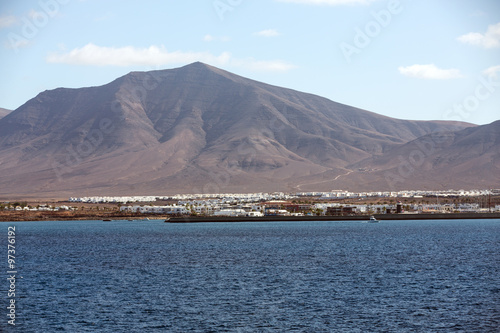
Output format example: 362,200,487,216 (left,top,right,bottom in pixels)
368,215,379,223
